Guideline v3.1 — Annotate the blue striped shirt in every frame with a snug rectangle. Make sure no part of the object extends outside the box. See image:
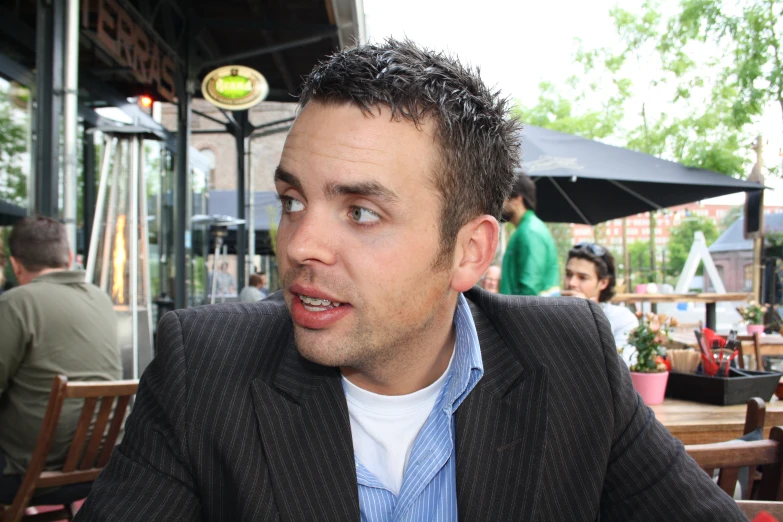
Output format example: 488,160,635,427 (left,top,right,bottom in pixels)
353,293,484,521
